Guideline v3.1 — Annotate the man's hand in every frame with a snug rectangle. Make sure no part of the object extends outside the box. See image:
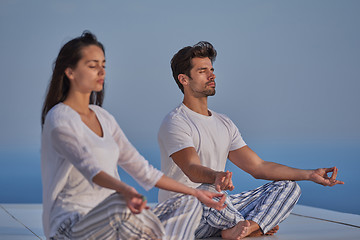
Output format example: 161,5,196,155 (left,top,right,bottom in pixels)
215,170,235,192
123,186,149,214
309,166,344,186
194,189,227,211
